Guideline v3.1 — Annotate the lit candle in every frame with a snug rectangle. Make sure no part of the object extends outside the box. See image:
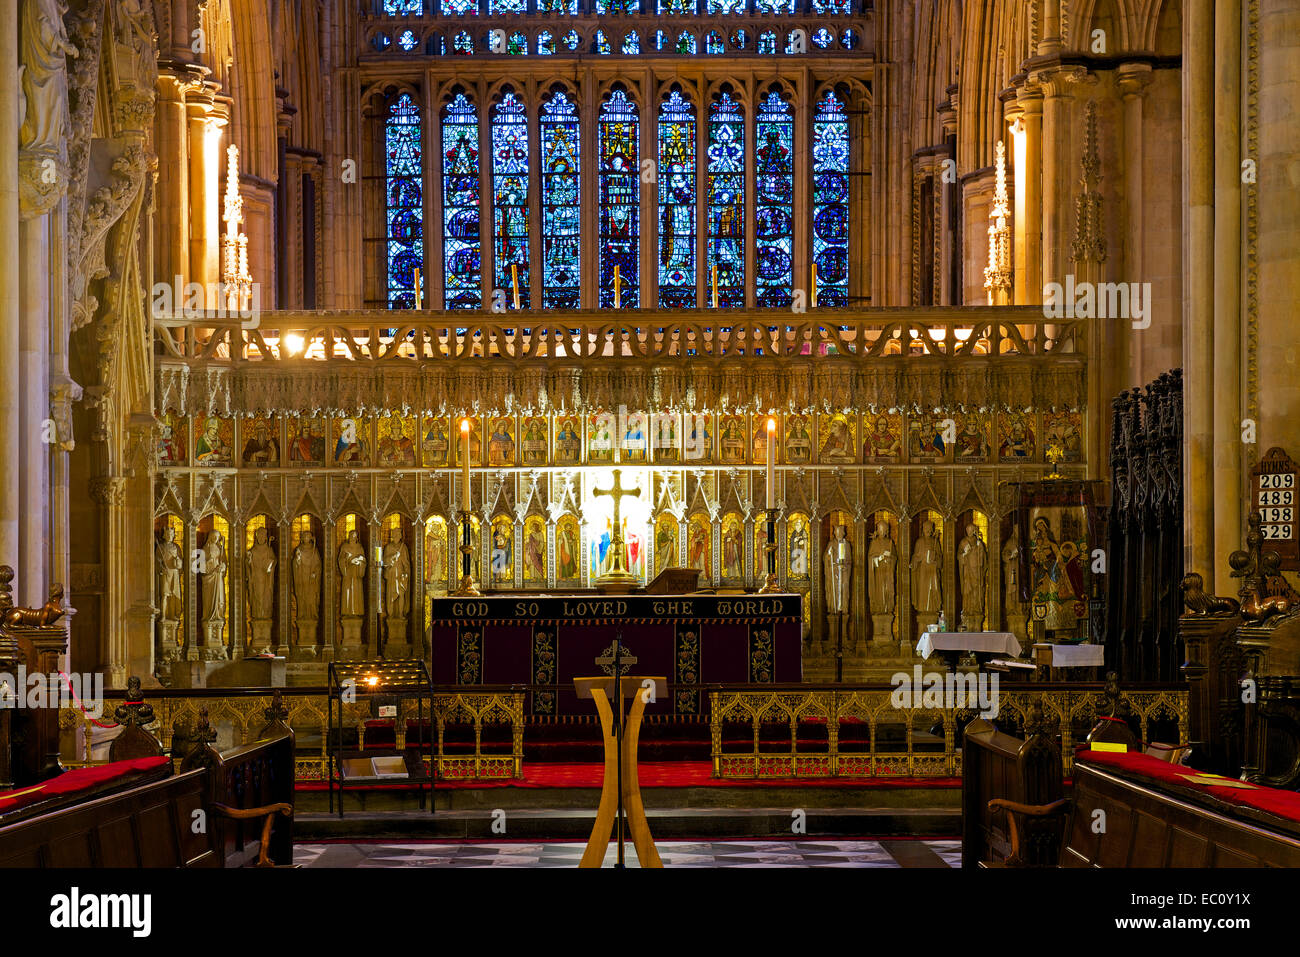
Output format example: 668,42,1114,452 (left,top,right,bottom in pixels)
460,418,471,512
413,267,422,309
711,263,718,309
810,263,818,308
765,417,776,509
511,263,520,310
614,264,621,309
